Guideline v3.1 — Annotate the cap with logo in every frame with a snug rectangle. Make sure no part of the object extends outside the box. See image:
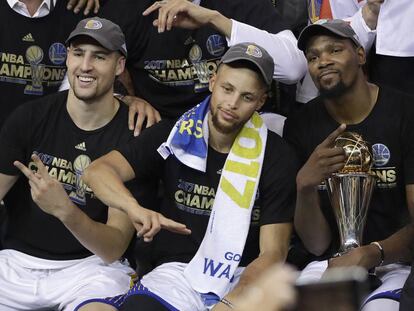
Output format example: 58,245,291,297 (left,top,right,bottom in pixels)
220,43,274,86
66,17,127,57
297,19,362,52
